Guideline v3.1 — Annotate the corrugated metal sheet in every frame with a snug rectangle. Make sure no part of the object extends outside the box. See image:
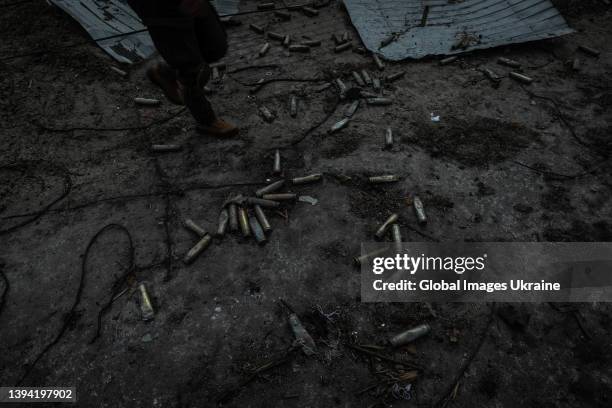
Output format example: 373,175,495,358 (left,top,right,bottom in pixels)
49,0,240,64
343,0,574,60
